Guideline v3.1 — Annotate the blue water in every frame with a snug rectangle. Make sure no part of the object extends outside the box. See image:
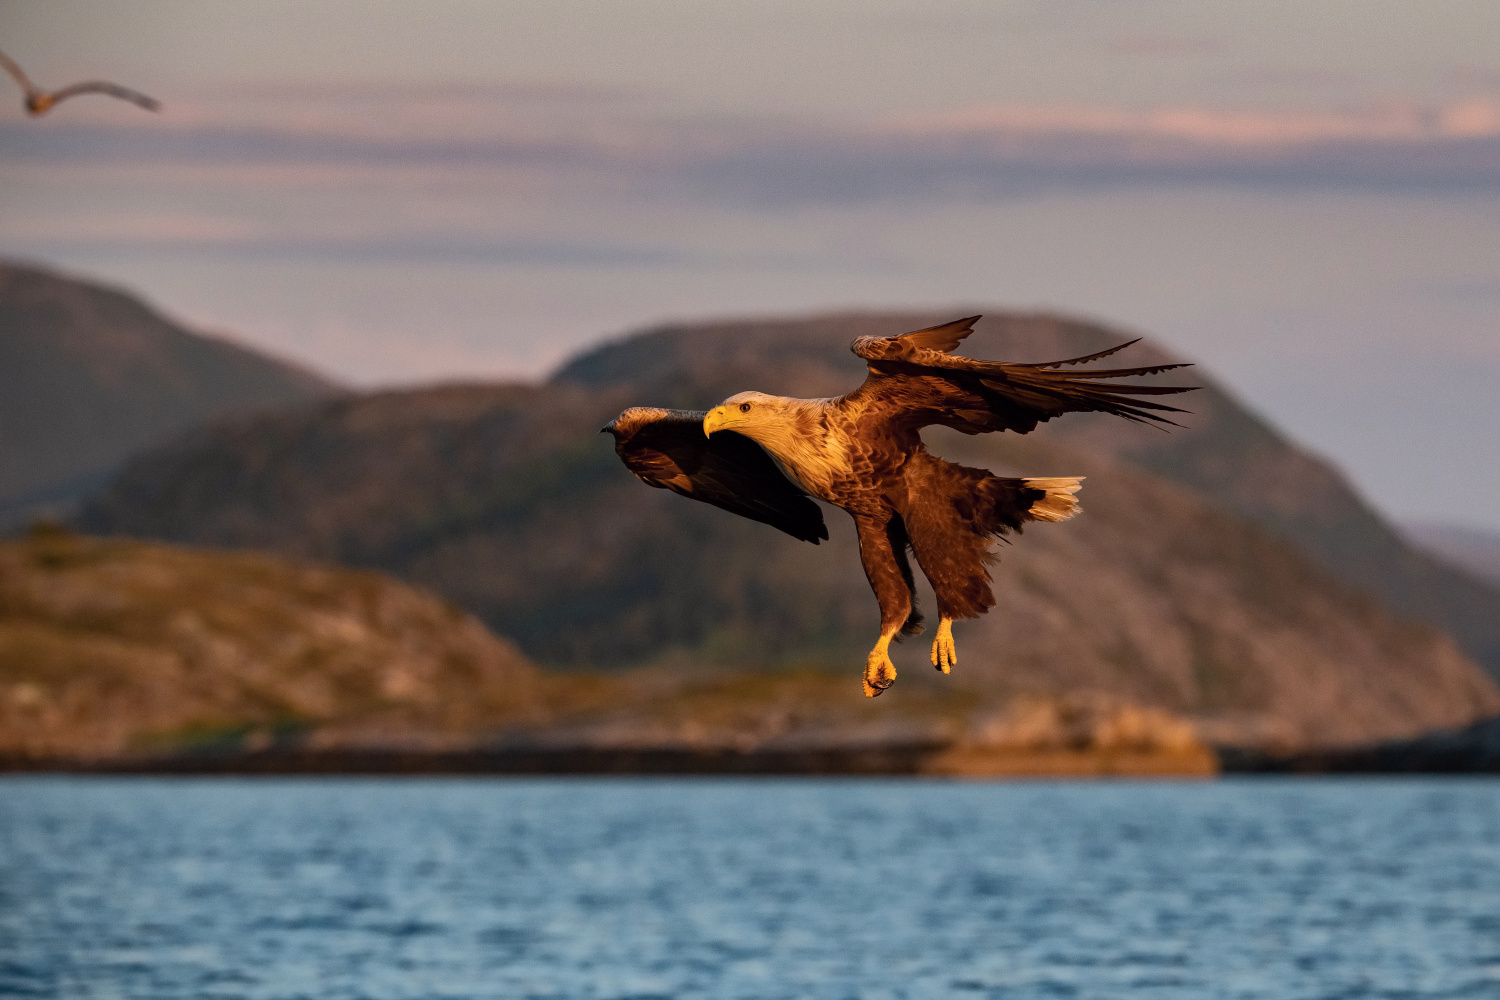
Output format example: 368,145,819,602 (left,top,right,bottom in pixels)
2,778,1499,999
